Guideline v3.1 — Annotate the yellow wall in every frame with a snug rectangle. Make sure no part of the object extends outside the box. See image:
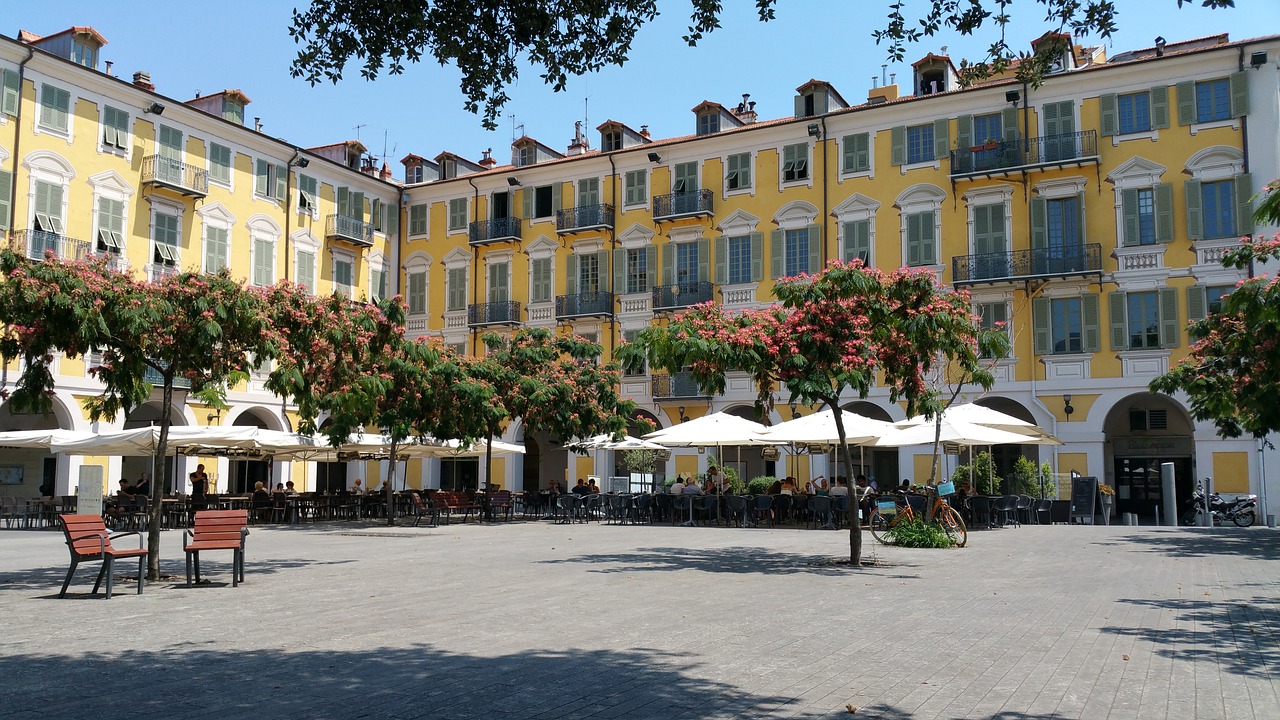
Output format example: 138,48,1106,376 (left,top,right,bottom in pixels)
1212,452,1249,494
